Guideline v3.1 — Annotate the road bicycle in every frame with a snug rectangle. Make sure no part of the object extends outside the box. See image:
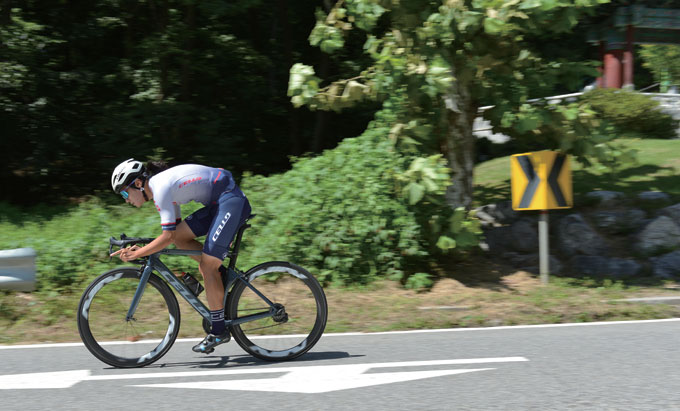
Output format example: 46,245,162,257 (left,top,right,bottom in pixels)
77,216,328,368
